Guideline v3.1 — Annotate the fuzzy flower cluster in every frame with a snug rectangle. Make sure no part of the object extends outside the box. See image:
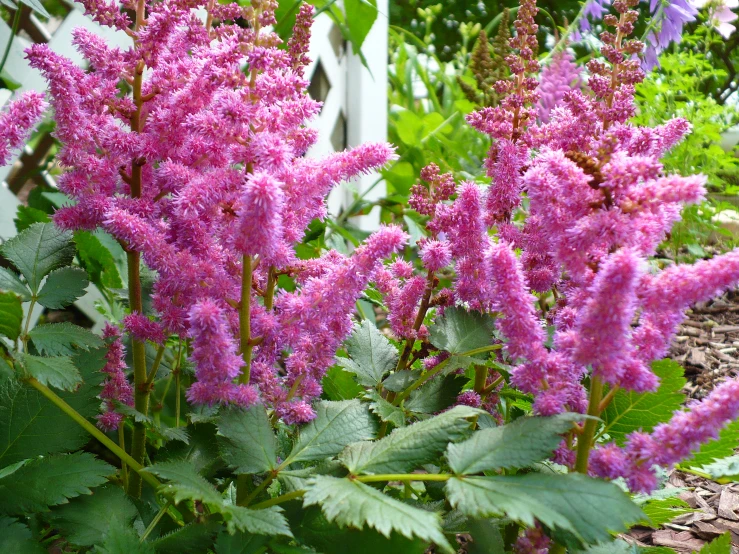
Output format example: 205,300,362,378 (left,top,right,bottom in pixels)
384,0,739,494
30,0,405,423
97,323,133,430
0,91,47,166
